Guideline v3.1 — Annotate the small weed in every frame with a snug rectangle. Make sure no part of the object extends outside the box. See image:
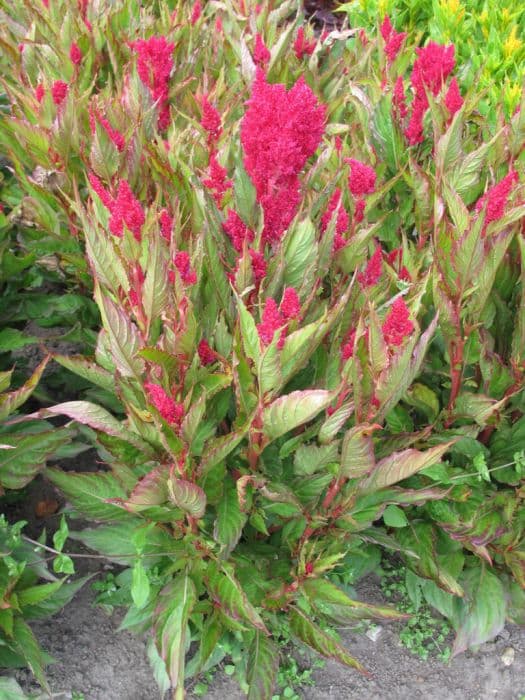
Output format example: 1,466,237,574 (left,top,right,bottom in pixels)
71,692,86,700
381,561,451,662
